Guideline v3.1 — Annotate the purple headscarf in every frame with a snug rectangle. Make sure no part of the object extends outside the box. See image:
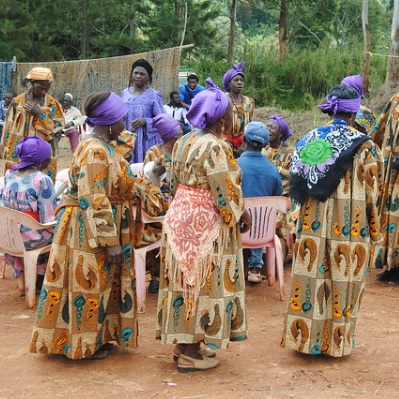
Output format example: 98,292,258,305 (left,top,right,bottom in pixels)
222,61,246,91
12,136,52,170
268,114,292,141
153,113,182,142
85,92,127,127
319,96,361,114
341,75,364,99
186,78,229,129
